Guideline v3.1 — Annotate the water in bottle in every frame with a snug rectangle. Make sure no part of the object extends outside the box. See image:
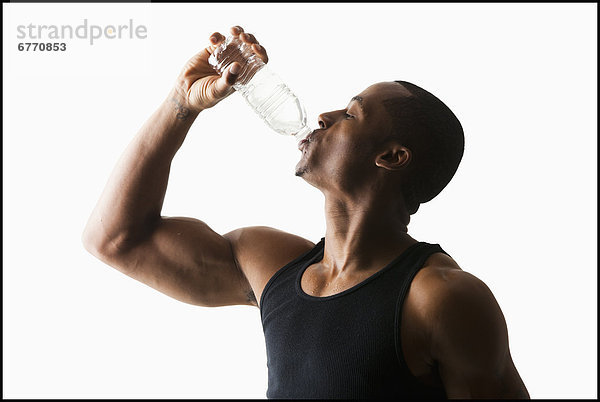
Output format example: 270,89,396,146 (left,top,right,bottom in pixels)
208,35,313,143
